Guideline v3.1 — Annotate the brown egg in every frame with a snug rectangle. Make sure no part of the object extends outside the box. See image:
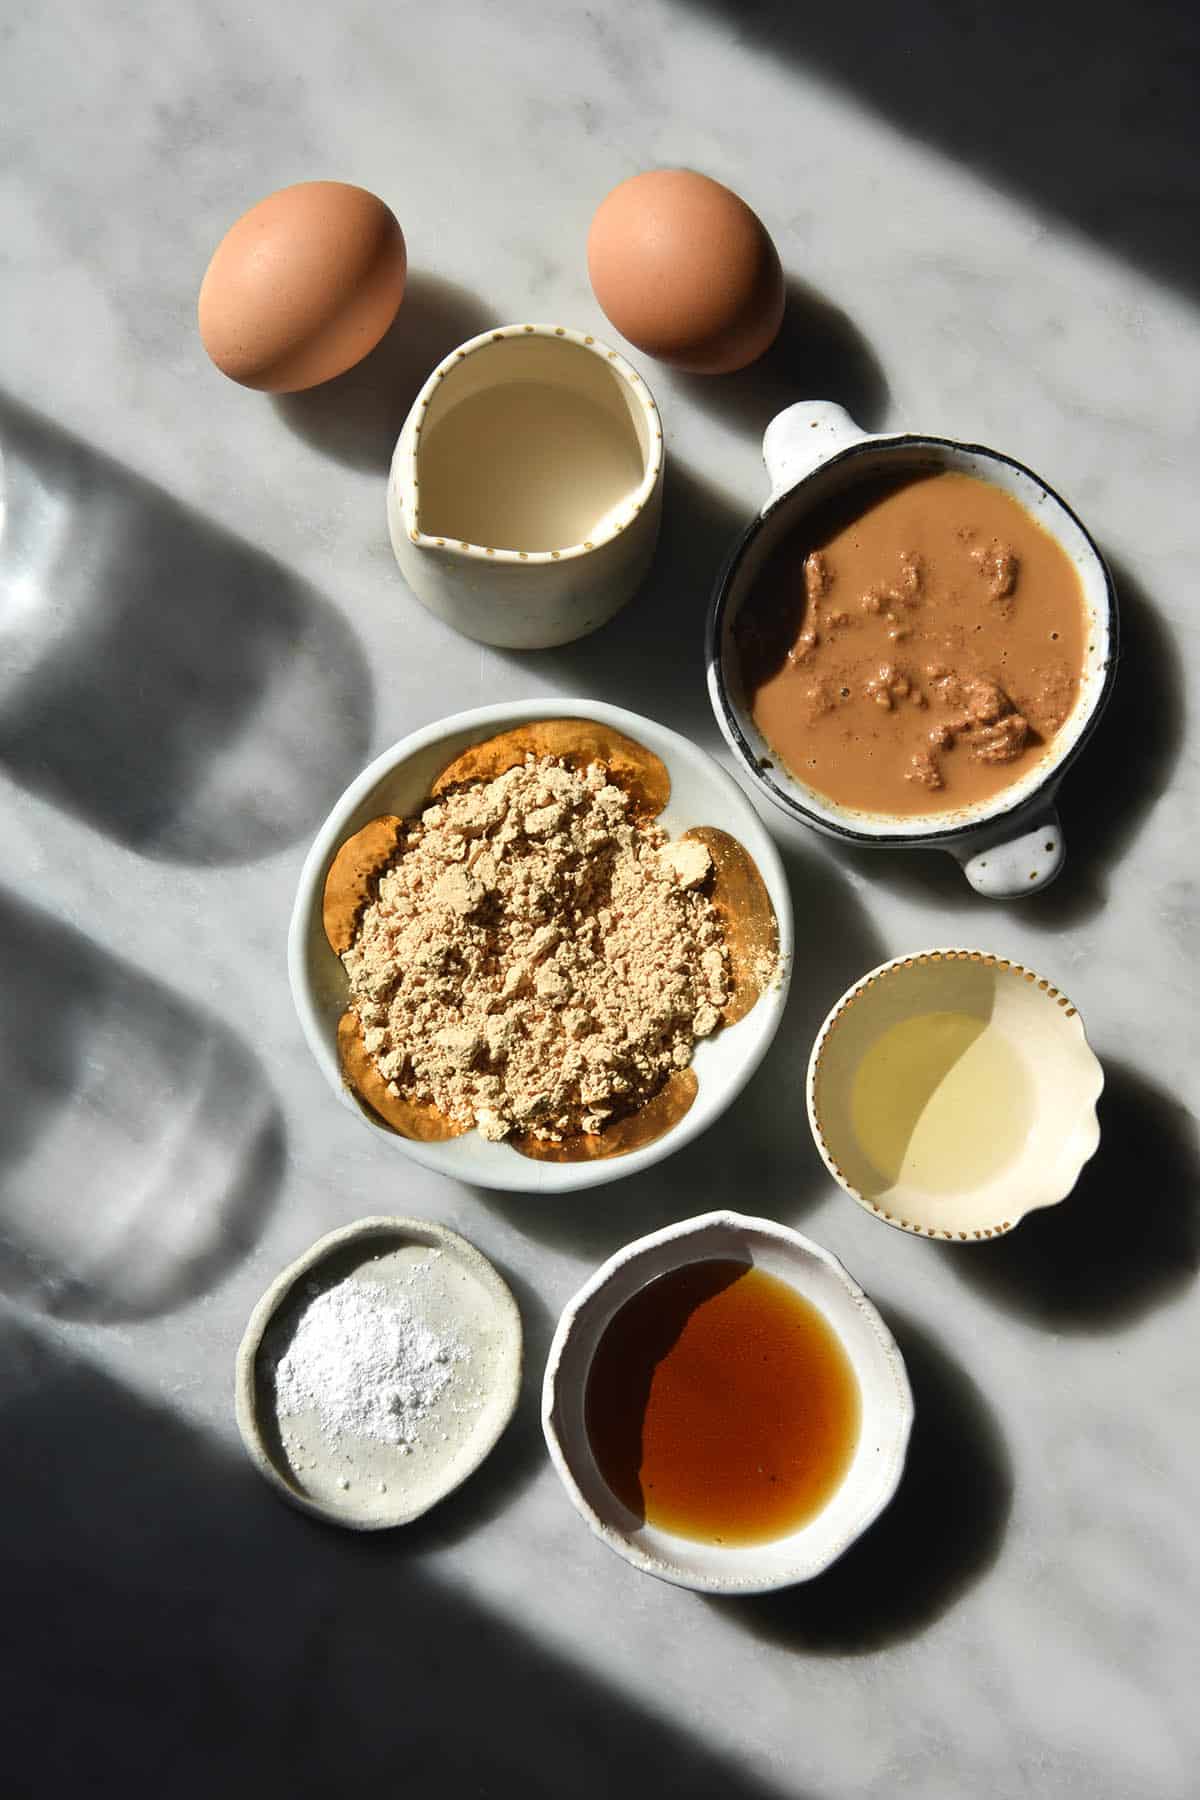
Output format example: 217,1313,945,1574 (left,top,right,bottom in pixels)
587,170,784,375
198,181,406,393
